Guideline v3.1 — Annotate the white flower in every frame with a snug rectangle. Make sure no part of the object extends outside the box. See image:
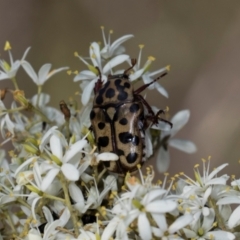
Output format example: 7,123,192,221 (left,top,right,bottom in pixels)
22,61,68,86
38,127,88,190
31,93,64,127
74,42,130,105
154,214,193,240
179,187,212,223
100,27,134,59
183,209,235,240
0,44,30,80
155,109,197,172
182,160,229,196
